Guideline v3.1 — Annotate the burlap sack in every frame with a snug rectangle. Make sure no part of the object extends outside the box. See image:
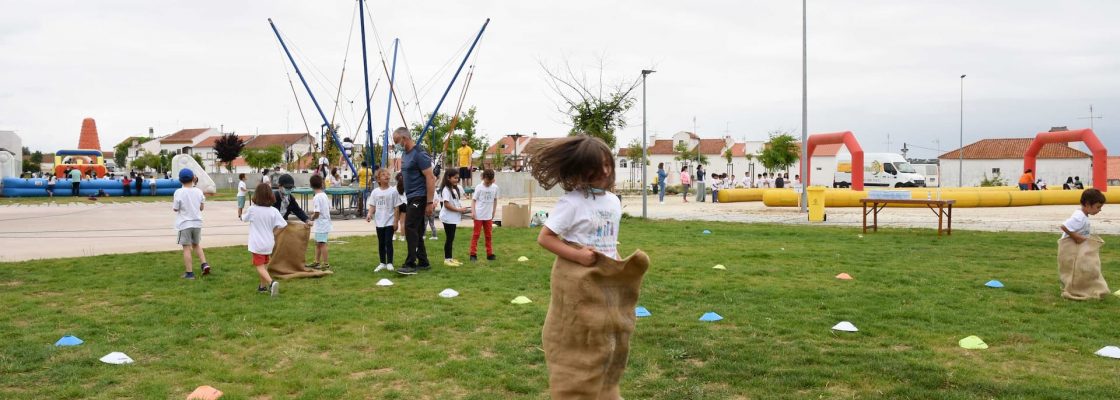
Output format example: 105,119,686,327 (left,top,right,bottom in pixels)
1057,235,1110,300
267,222,333,279
542,246,649,400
